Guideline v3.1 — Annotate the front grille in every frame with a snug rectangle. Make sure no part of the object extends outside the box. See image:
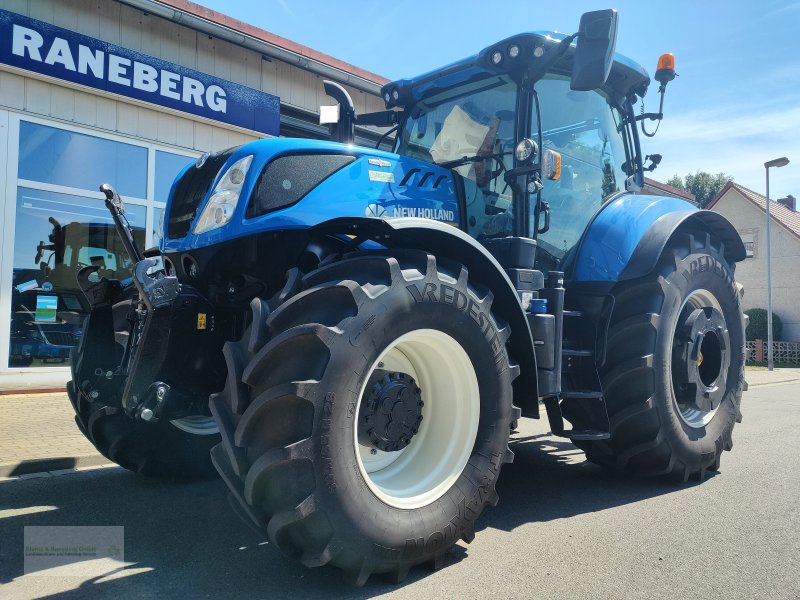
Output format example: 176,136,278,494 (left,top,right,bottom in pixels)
167,149,236,239
43,331,77,346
